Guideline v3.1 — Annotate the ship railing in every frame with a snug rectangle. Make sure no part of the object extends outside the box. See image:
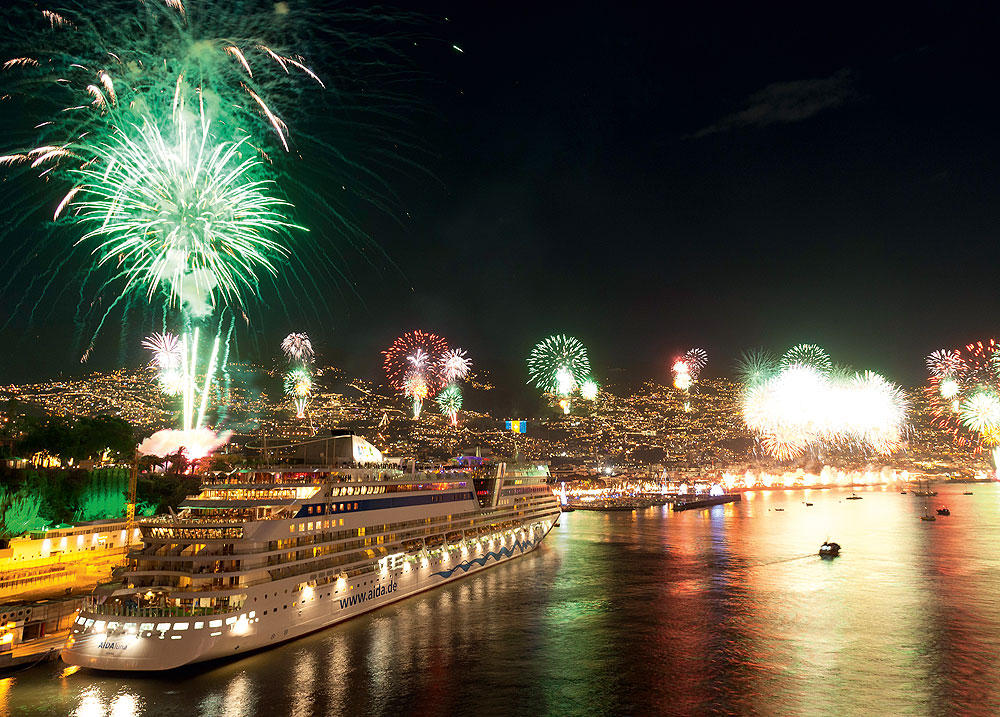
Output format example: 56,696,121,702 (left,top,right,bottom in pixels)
82,603,230,618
